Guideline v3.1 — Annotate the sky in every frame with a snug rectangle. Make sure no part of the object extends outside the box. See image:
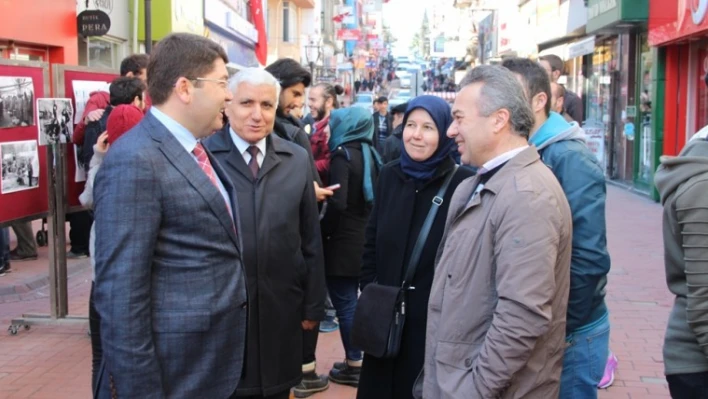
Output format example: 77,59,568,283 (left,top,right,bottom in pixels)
382,0,427,56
